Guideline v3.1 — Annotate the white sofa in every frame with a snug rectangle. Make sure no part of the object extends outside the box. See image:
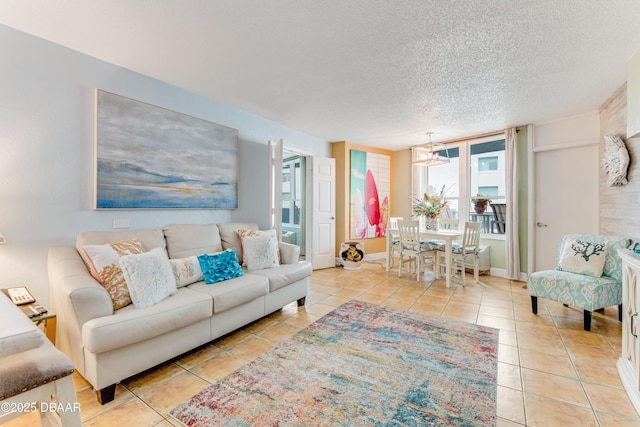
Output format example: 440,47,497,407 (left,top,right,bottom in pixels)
47,223,312,404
